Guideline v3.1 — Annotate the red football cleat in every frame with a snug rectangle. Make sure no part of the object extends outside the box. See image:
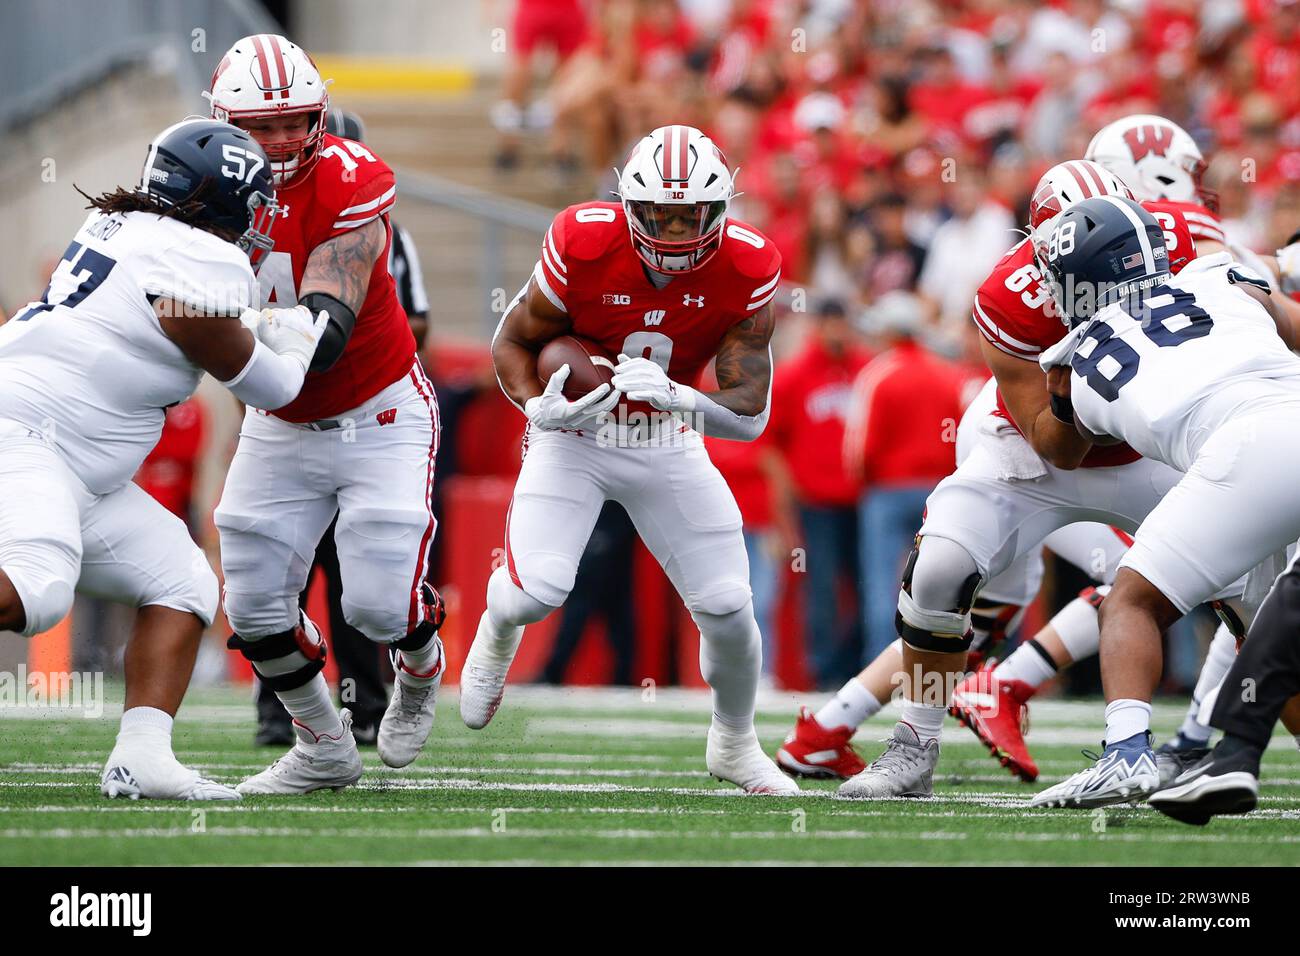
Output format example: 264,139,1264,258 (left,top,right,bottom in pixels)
775,707,866,780
949,665,1039,782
